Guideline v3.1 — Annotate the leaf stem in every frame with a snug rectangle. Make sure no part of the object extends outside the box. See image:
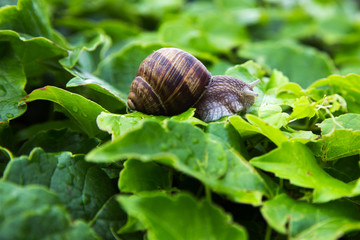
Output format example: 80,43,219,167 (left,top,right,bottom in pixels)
205,185,212,202
265,224,272,240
